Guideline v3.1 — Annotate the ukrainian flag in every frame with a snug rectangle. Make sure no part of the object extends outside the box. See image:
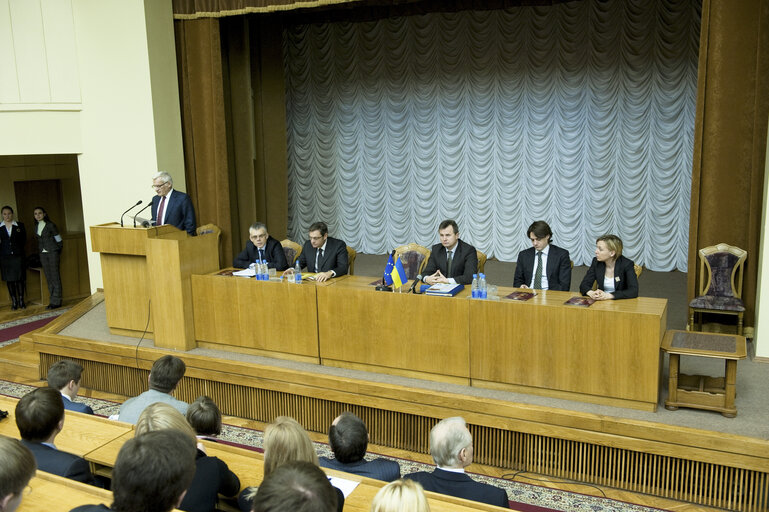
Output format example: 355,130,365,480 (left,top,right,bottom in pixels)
384,253,407,289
